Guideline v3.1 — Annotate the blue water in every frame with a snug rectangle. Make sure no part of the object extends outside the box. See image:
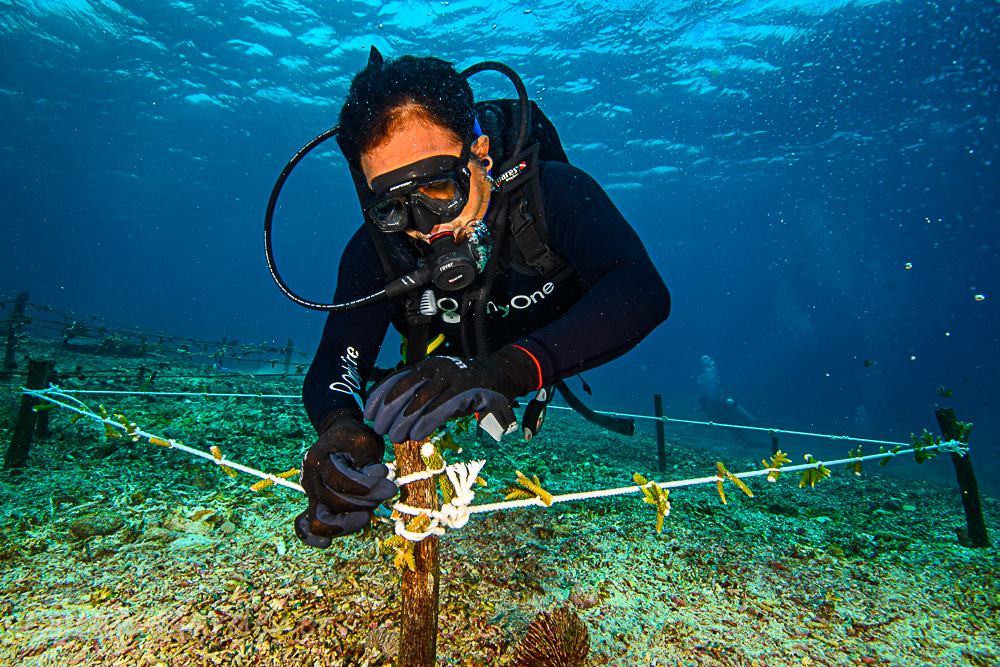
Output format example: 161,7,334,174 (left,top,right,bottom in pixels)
2,1,997,485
